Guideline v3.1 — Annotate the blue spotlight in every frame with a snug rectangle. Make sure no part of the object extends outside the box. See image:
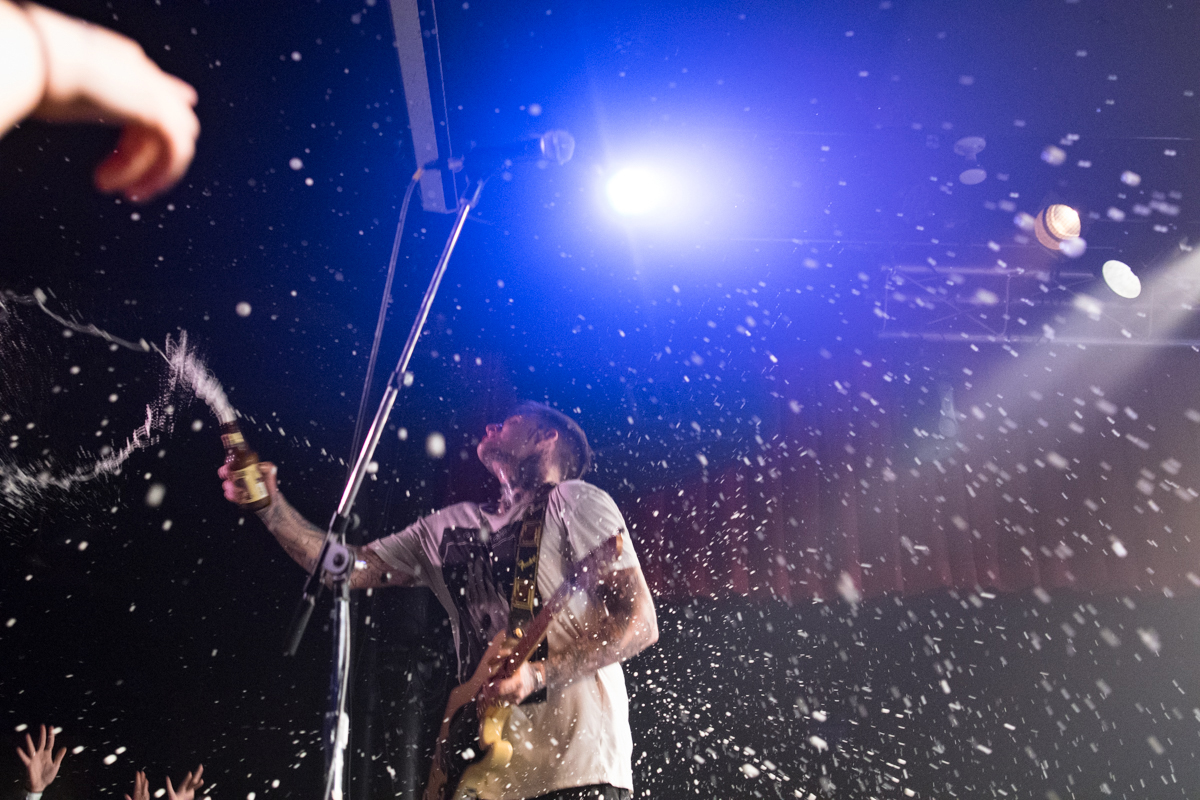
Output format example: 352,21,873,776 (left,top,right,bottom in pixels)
606,166,667,215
